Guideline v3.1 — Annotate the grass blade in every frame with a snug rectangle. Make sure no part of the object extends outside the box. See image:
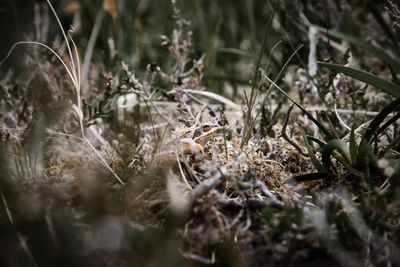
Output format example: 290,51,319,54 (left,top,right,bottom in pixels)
241,13,274,148
349,125,358,166
361,98,400,146
290,172,328,182
321,139,350,172
319,62,400,98
316,26,400,70
307,136,326,147
265,76,335,140
300,125,326,173
374,112,400,143
382,135,400,156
